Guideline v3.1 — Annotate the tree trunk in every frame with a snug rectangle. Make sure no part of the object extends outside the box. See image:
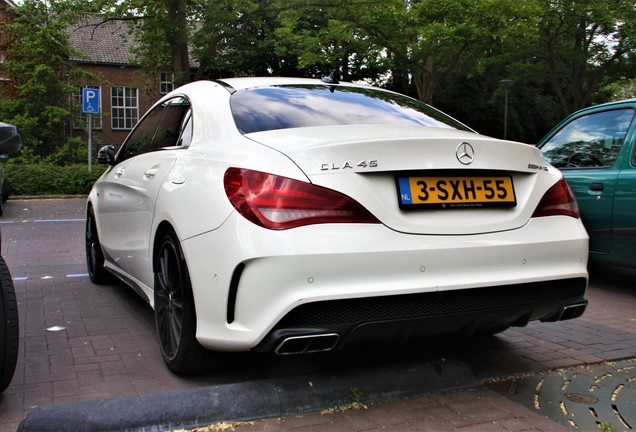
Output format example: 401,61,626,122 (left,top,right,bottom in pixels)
413,54,435,105
164,0,191,86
